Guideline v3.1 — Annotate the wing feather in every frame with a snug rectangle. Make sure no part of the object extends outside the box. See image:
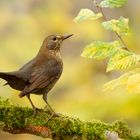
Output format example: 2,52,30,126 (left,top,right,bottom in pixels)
19,59,62,97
